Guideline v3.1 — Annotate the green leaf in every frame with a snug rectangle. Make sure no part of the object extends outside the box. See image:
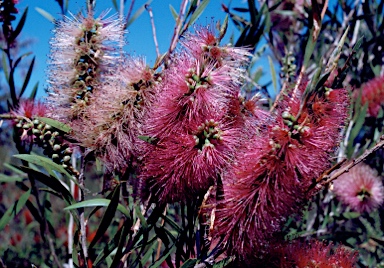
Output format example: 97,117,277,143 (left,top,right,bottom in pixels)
135,203,148,229
126,0,153,28
218,15,229,41
0,173,24,182
89,184,121,249
343,211,360,219
19,166,74,206
111,0,118,11
35,7,55,23
160,213,182,233
169,4,178,20
29,82,39,100
180,259,198,268
213,256,236,267
268,56,278,95
2,51,9,81
140,242,157,266
19,57,35,98
138,135,158,144
93,223,130,266
64,198,130,218
188,0,210,26
13,154,76,184
0,189,31,231
36,117,71,133
11,7,28,42
149,247,174,268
